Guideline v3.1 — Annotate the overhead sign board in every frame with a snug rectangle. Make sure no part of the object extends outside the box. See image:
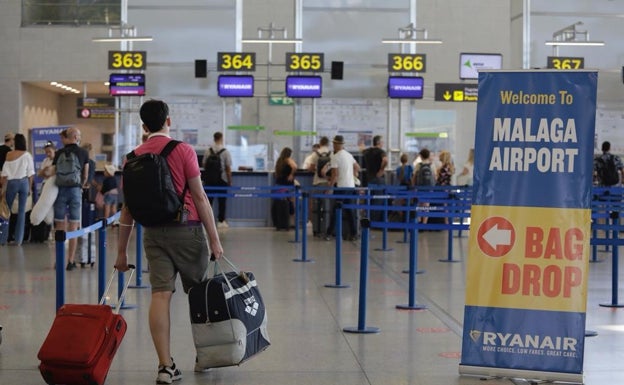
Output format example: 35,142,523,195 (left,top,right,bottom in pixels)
217,52,256,72
460,53,502,80
285,52,324,72
388,53,426,73
108,51,146,70
76,97,115,119
546,56,585,70
434,83,478,102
